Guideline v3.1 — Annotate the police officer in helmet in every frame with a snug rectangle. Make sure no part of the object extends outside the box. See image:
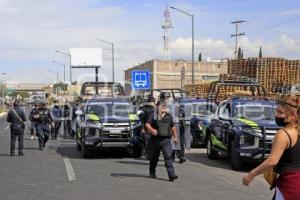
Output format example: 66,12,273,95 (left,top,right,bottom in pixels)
138,95,156,160
36,101,54,150
29,103,39,140
145,100,178,181
50,102,62,139
7,100,27,156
